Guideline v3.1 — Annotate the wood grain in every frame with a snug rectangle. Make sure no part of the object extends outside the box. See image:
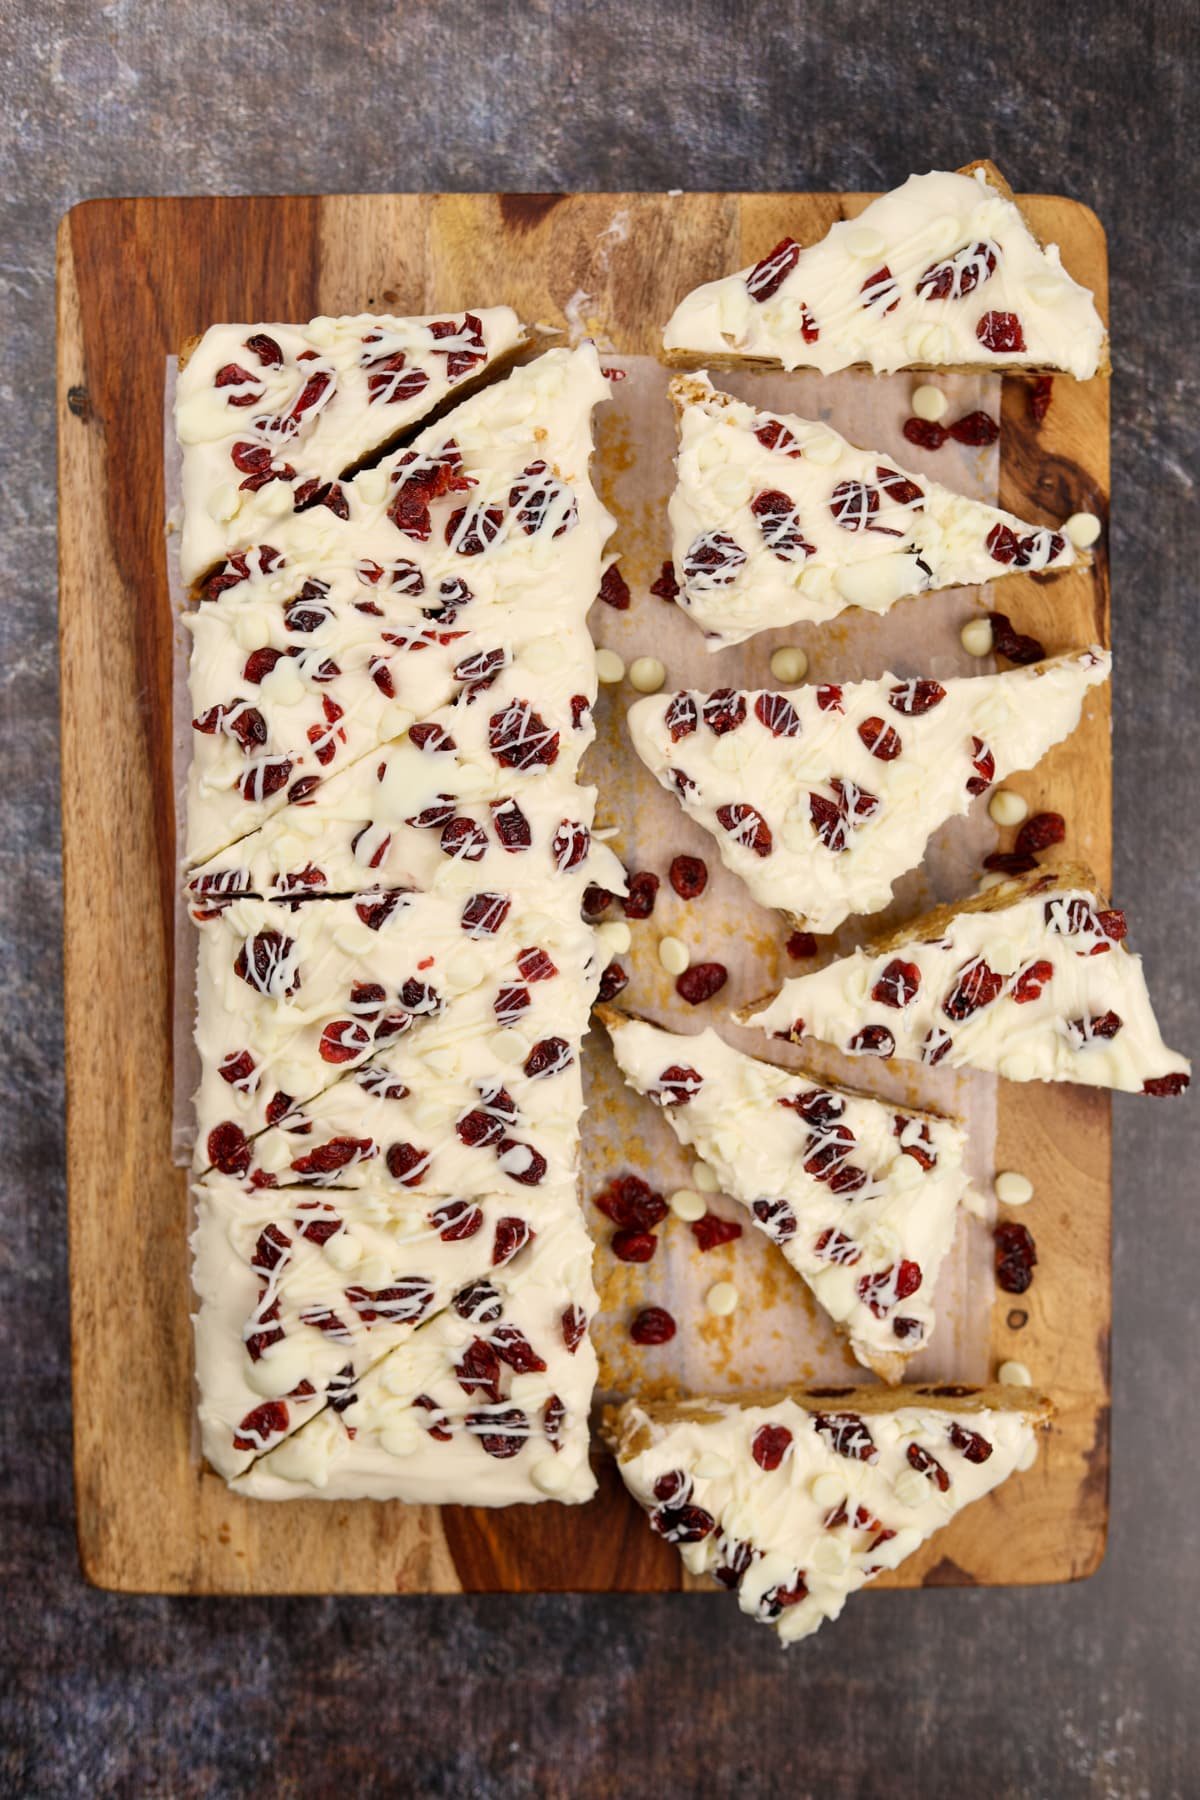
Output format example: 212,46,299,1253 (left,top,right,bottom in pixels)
58,191,1110,1593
